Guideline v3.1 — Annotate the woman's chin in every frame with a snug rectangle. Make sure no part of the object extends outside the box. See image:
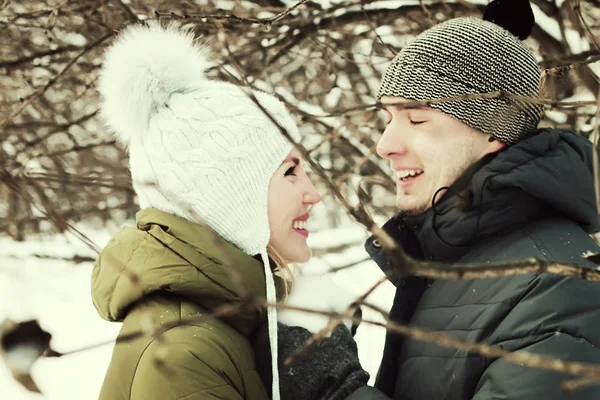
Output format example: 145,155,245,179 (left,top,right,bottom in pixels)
286,248,312,264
